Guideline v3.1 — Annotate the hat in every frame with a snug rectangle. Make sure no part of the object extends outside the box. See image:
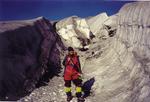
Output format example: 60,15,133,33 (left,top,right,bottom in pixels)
68,46,74,51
